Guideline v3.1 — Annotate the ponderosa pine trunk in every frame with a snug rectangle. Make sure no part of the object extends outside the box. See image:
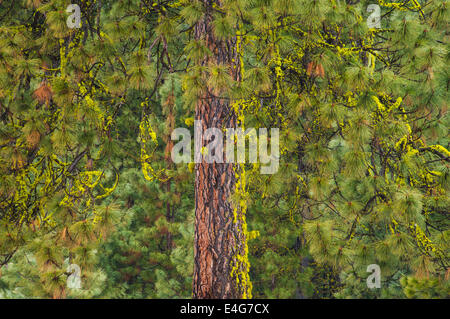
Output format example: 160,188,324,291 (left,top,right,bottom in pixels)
192,1,242,299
